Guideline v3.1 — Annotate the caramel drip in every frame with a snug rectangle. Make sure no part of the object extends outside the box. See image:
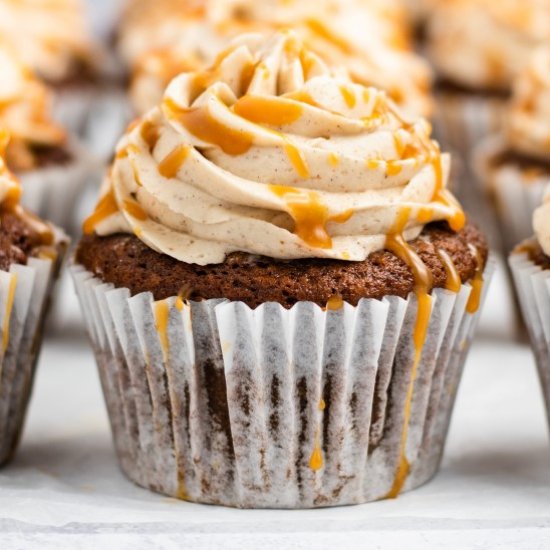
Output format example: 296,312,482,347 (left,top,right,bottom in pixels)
175,296,184,311
283,141,310,178
285,90,318,107
386,161,403,176
326,294,344,310
319,399,326,411
154,300,170,361
309,436,323,471
2,274,17,354
232,96,303,126
83,188,119,235
164,98,253,155
466,244,484,314
270,185,352,249
430,155,465,232
327,152,340,166
437,249,462,293
384,206,433,498
158,145,190,178
140,120,161,152
123,199,148,221
339,85,356,109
